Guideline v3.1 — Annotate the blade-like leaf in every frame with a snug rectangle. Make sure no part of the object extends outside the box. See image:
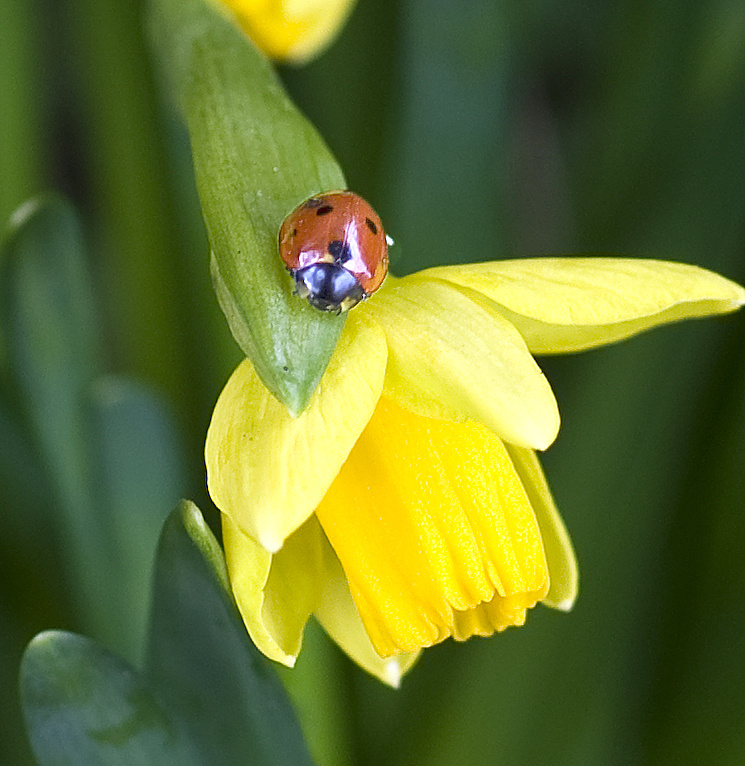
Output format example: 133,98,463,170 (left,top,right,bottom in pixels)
0,196,99,442
0,196,112,641
20,631,204,766
149,0,346,414
88,376,185,663
146,501,316,766
0,198,185,665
